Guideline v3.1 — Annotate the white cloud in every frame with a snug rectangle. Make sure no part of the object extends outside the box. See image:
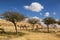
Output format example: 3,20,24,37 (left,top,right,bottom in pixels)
40,13,42,15
53,12,56,15
24,6,29,9
24,18,29,22
55,19,59,21
24,2,44,12
14,8,17,9
32,16,40,19
44,12,50,17
40,22,47,27
54,24,60,28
